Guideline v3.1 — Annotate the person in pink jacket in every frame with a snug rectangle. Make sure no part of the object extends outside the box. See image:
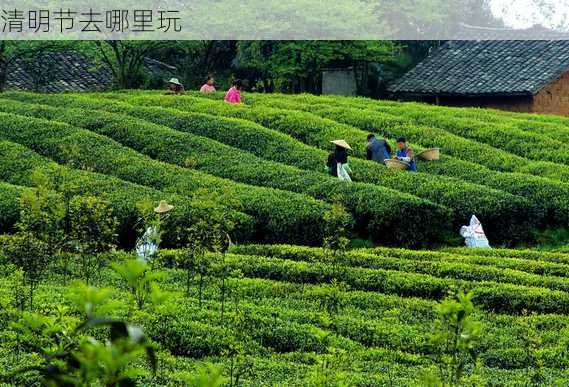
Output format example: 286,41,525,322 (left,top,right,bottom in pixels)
200,76,216,93
224,79,242,104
